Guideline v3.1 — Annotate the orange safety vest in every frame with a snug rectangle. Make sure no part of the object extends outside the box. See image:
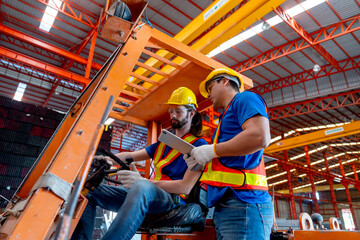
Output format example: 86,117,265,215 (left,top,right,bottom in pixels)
200,95,268,191
153,133,198,181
